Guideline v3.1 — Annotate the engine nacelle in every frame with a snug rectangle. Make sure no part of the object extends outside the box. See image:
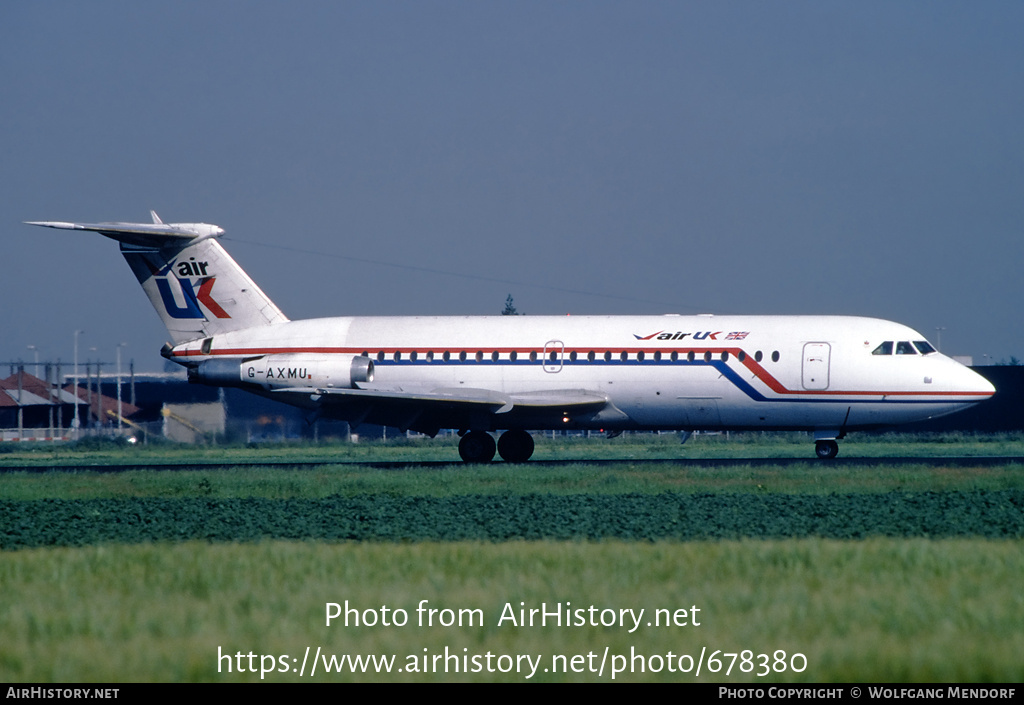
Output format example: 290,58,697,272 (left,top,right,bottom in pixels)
190,354,374,389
